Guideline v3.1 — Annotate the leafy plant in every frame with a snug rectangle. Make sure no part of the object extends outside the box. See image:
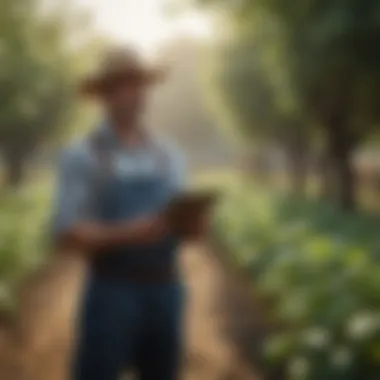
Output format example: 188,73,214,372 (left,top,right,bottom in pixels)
215,182,380,379
0,181,52,317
